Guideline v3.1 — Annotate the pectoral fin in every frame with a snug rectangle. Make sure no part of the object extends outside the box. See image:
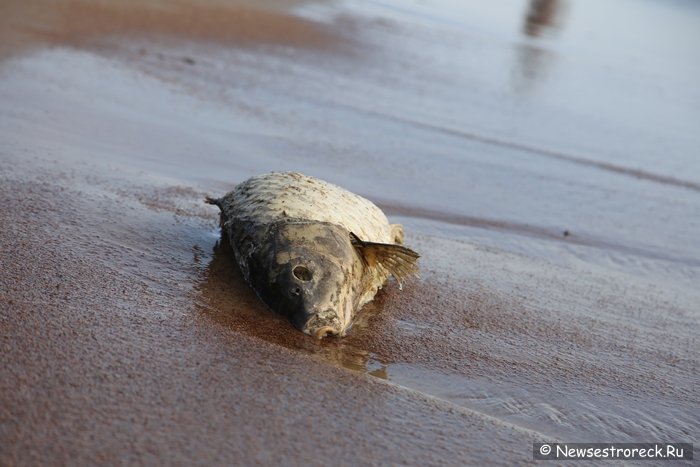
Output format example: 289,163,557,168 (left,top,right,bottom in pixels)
350,232,420,286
